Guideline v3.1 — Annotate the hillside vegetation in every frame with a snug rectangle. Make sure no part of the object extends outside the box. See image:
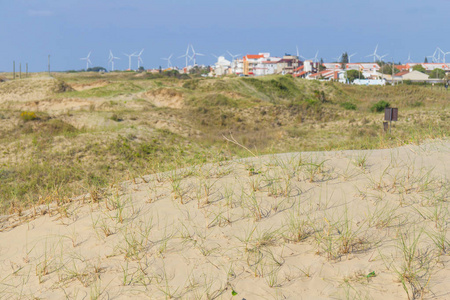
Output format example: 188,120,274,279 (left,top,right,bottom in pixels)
0,72,448,213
